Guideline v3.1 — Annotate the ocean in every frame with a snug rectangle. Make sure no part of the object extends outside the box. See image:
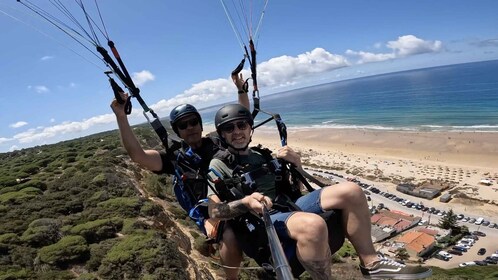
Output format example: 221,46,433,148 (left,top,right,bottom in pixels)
201,60,498,132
